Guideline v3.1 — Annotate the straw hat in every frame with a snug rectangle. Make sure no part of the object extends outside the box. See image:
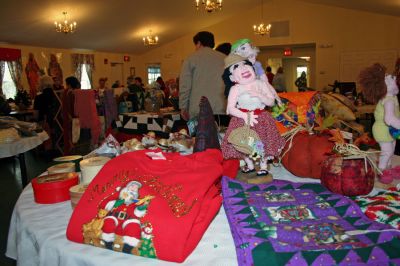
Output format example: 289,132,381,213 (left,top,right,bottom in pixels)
224,54,247,69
